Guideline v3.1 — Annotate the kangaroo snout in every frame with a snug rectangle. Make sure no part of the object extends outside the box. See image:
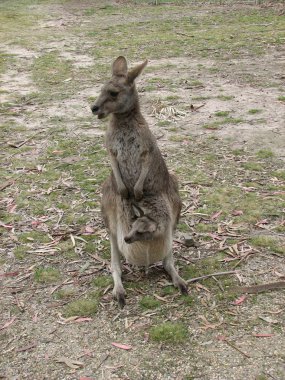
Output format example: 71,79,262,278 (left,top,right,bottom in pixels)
91,104,99,114
91,103,106,119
